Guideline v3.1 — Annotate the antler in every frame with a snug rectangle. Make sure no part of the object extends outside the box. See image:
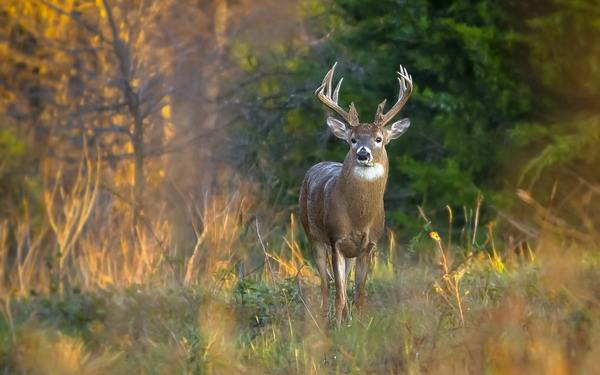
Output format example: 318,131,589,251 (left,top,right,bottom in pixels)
315,62,360,127
374,65,413,127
